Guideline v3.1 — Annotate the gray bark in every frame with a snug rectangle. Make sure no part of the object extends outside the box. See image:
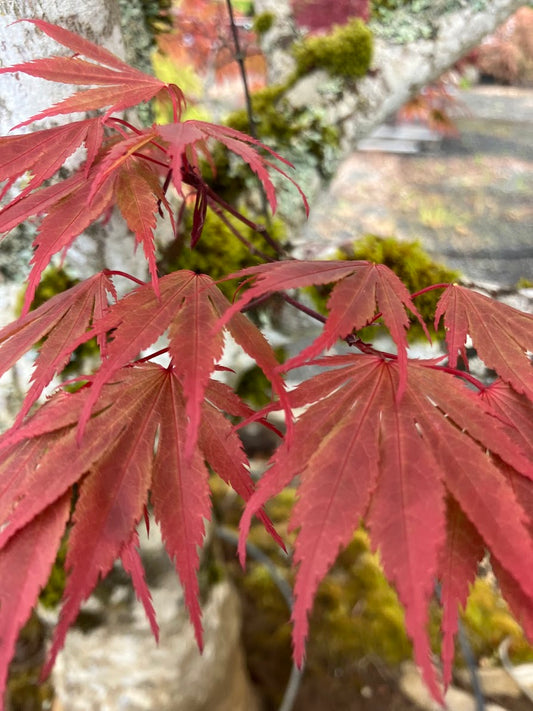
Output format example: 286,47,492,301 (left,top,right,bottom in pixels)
0,1,147,283
254,0,526,217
